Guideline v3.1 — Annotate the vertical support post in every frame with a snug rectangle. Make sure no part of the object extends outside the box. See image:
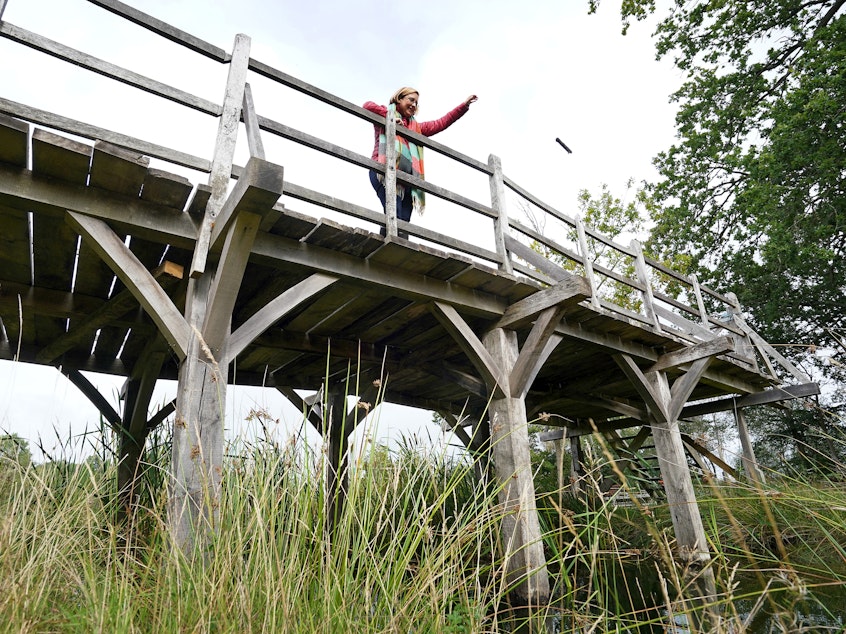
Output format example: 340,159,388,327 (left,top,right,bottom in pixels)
325,387,349,535
488,154,513,274
726,292,759,372
569,434,583,497
735,406,766,485
0,0,9,21
169,274,226,555
482,327,549,607
691,274,711,328
631,239,661,330
190,33,251,278
170,34,251,554
576,216,601,309
384,104,398,238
